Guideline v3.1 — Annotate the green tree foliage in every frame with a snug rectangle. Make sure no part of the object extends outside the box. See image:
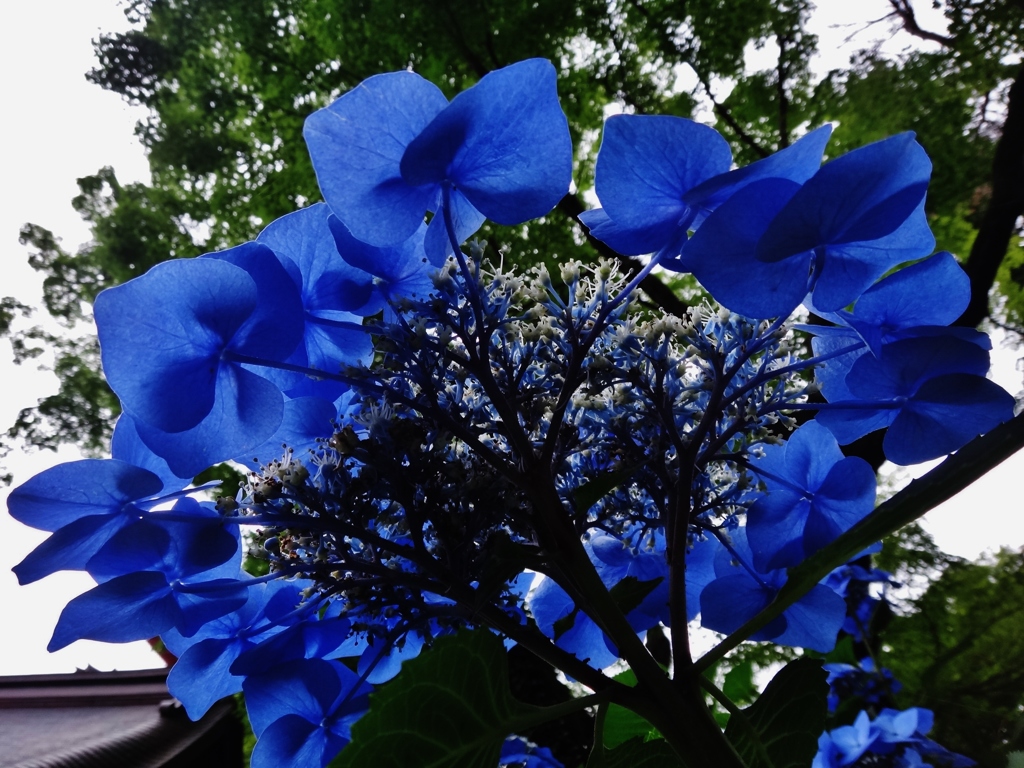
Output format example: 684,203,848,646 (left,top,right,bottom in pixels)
1,168,201,460
6,0,1024,464
881,547,1024,767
